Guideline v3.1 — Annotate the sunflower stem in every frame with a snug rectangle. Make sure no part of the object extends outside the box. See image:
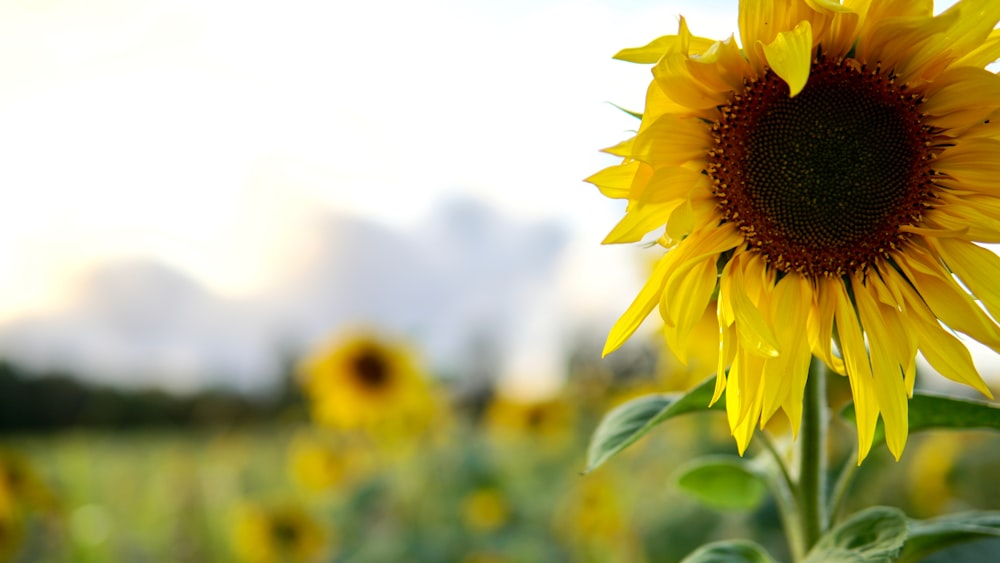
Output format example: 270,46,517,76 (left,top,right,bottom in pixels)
827,442,859,525
757,432,805,561
798,357,829,553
